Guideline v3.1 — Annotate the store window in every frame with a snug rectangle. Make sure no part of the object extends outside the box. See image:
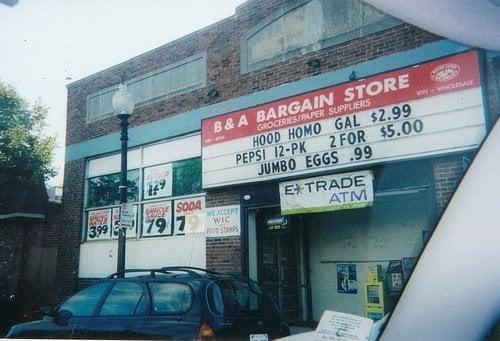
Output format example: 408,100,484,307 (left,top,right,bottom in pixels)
83,135,204,242
173,158,202,196
87,170,140,208
241,0,400,73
